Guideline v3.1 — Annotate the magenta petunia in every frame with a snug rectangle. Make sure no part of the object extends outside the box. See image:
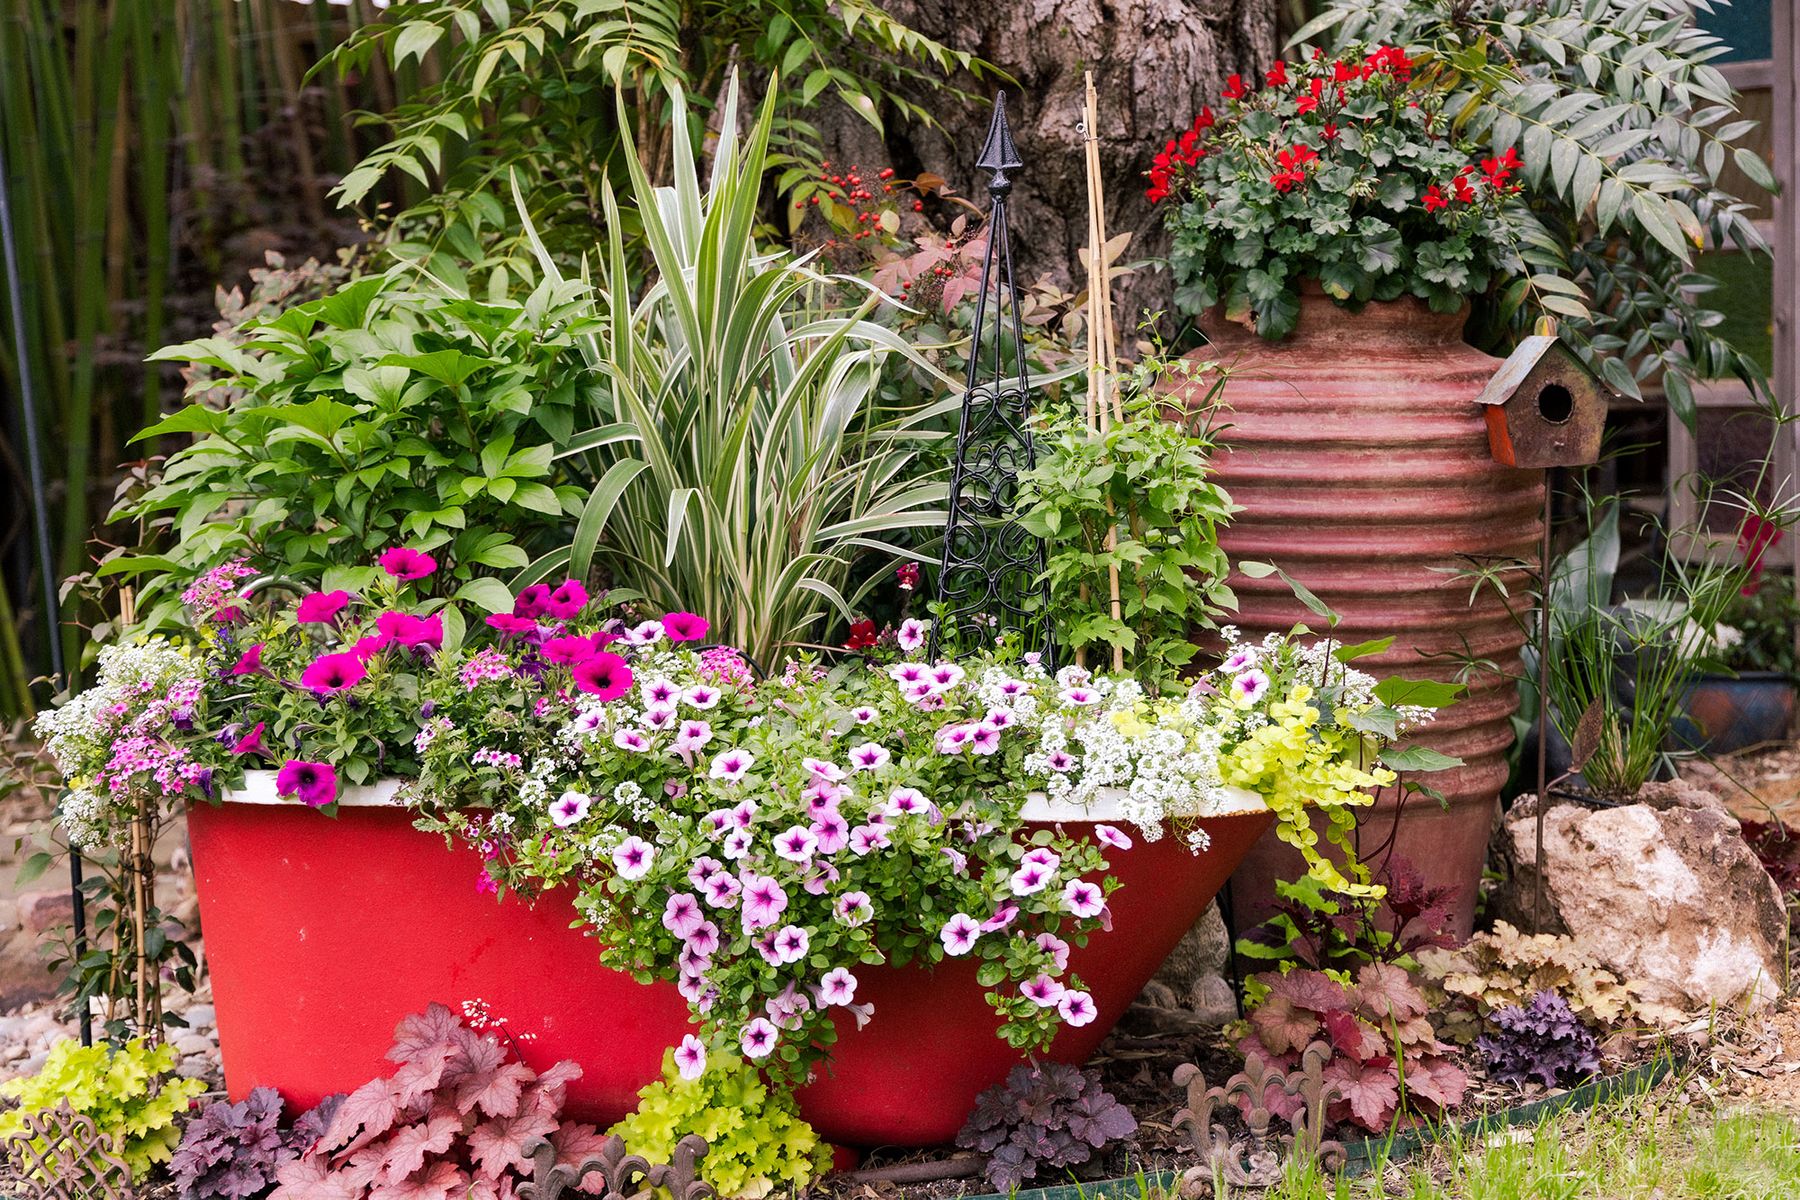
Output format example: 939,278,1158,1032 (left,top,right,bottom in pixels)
300,652,367,695
485,613,537,637
230,721,266,757
229,644,265,676
541,634,596,665
512,583,552,618
546,579,589,620
377,610,444,652
351,633,390,660
275,759,337,808
377,547,437,581
662,611,710,642
295,590,352,624
572,652,633,701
